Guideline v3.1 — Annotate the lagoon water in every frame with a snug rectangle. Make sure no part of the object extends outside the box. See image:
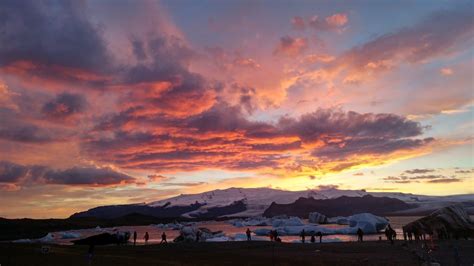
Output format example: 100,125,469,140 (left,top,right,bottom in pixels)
50,216,421,245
